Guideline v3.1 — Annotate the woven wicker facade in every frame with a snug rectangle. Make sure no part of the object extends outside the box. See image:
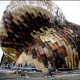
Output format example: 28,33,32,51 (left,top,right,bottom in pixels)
0,0,80,72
